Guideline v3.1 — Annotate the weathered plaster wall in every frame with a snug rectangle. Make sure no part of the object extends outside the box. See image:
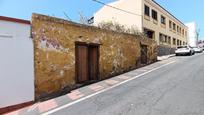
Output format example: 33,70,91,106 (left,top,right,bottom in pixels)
32,14,157,99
